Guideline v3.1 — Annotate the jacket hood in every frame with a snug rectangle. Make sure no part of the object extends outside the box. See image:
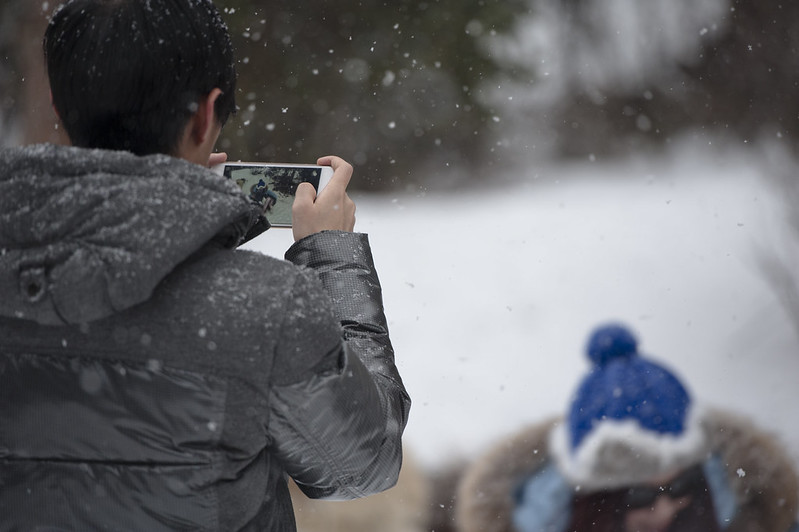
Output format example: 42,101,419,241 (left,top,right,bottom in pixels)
0,144,262,325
